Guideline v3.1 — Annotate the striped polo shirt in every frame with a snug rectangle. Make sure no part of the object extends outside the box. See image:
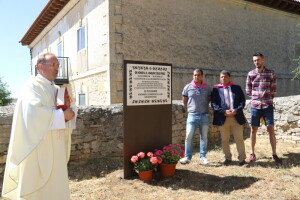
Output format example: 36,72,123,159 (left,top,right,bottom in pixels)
246,67,276,109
